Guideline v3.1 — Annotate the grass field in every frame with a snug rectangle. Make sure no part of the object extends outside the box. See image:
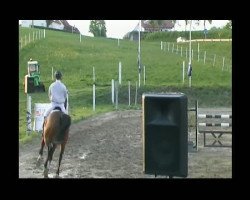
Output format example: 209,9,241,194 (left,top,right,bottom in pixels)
19,27,232,142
